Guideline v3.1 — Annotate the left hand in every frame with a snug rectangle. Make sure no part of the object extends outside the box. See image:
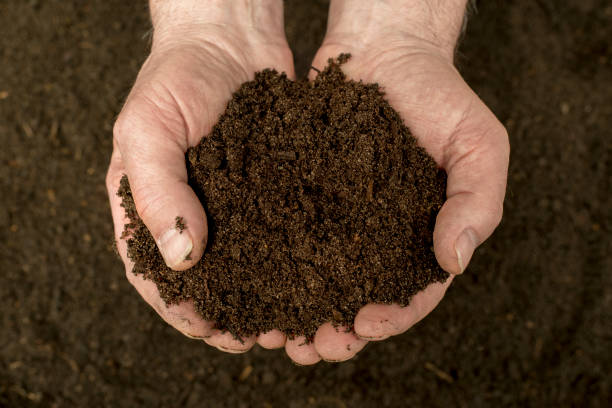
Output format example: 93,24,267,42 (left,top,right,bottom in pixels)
285,0,509,364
